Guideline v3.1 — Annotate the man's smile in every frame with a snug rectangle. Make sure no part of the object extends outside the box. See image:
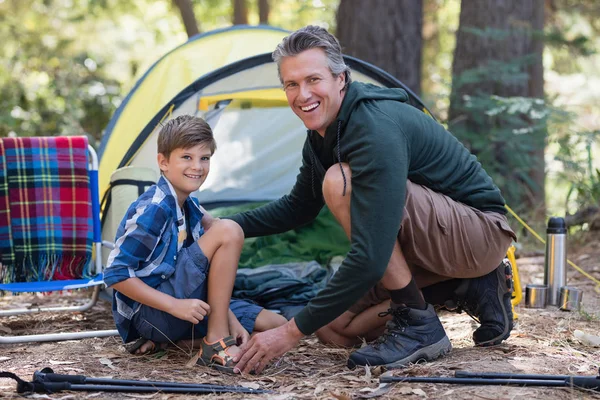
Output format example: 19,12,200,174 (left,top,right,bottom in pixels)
301,102,320,112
